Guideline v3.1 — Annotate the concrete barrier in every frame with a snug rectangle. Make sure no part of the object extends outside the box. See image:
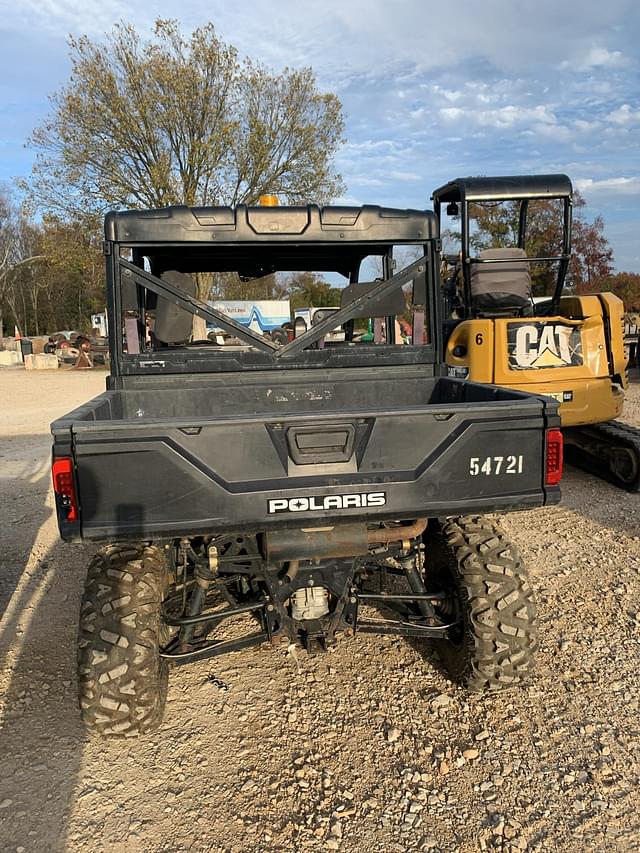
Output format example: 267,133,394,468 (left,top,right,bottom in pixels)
0,350,22,367
24,353,59,370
